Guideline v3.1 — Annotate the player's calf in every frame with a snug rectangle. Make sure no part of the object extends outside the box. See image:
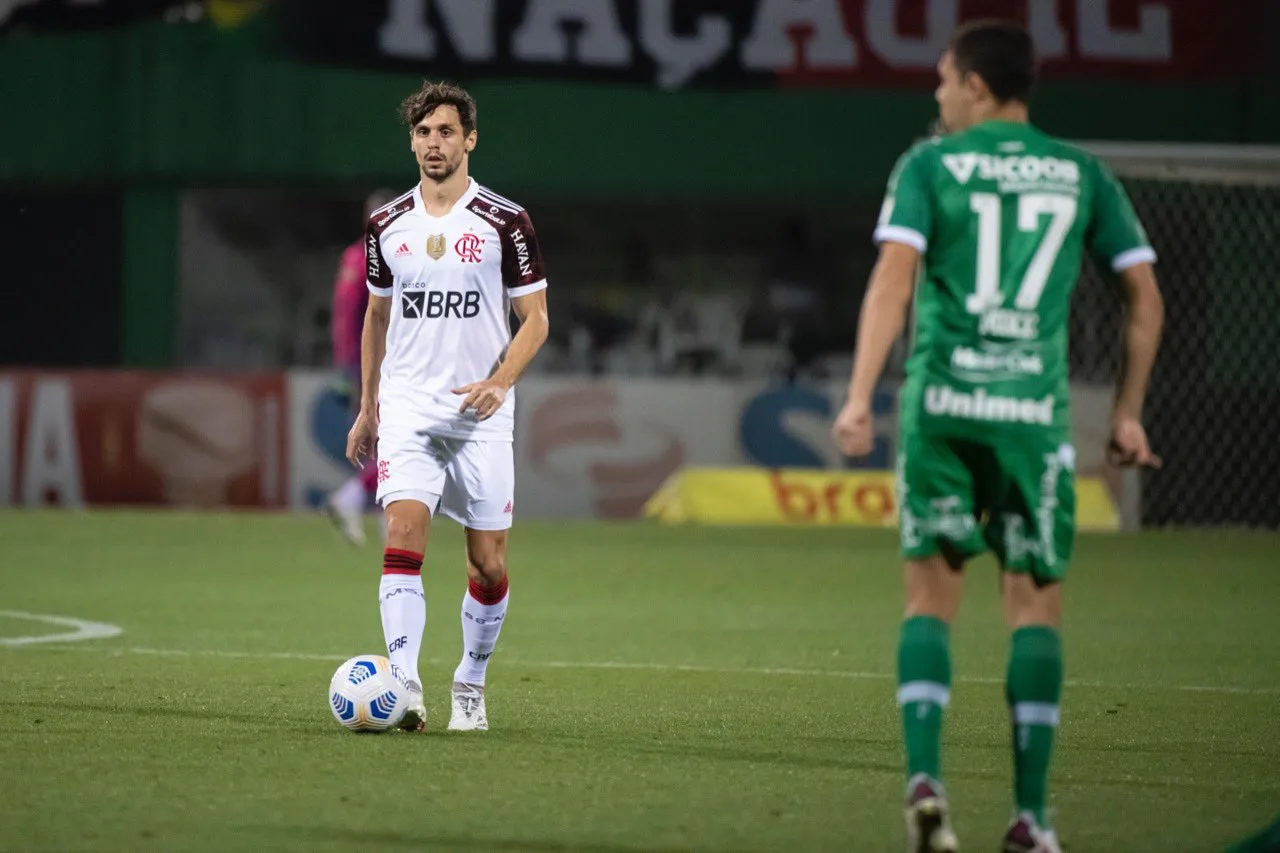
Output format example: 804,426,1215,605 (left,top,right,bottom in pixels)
1002,575,1063,832
451,531,509,731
